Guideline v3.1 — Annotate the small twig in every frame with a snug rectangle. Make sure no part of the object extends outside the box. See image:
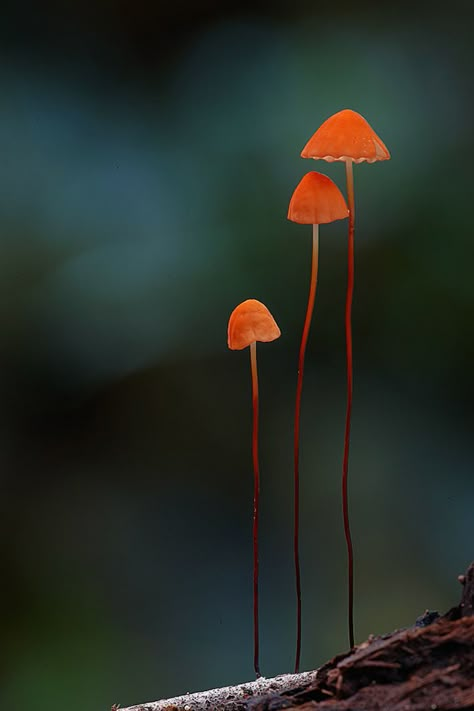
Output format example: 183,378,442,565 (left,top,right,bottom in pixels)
115,670,317,711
